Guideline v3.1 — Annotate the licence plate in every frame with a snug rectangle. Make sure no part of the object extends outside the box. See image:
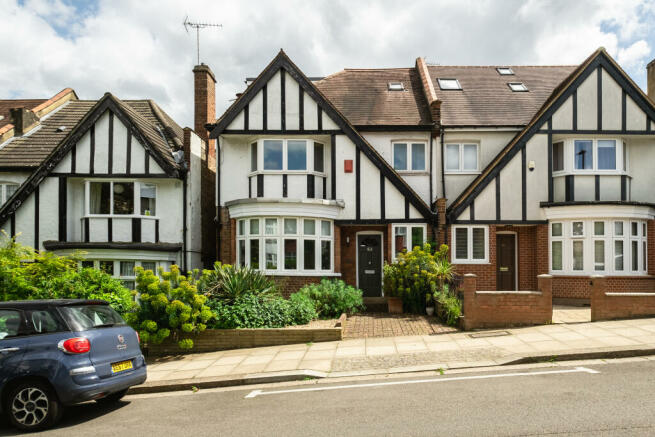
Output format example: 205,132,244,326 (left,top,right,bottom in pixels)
111,360,133,373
